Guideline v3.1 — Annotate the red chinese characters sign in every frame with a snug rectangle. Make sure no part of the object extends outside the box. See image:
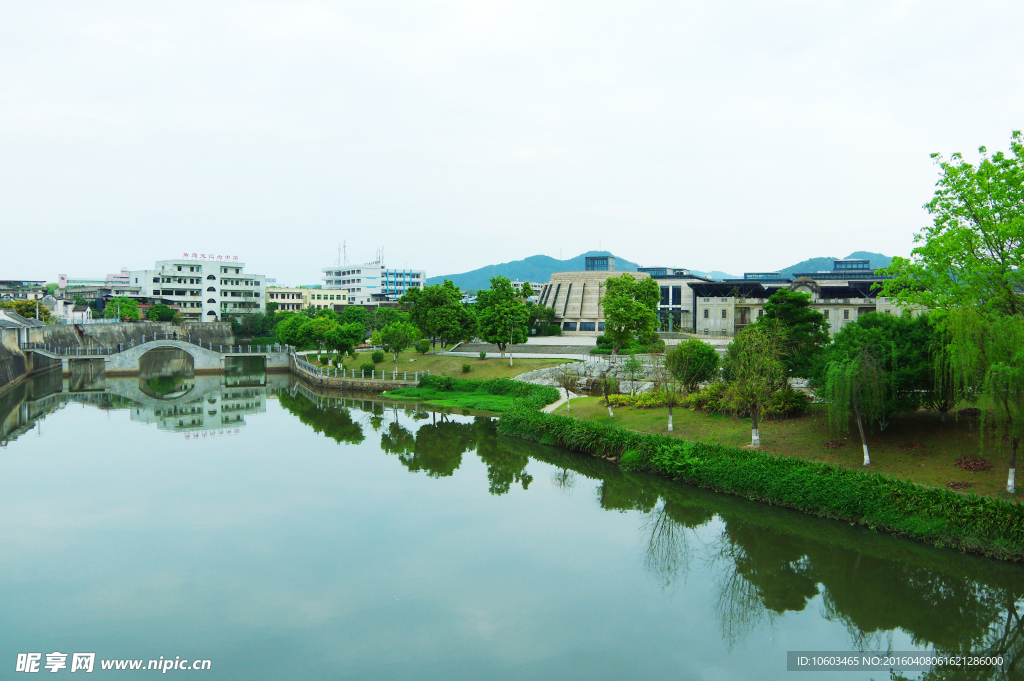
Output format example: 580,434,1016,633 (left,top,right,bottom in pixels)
183,253,239,260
